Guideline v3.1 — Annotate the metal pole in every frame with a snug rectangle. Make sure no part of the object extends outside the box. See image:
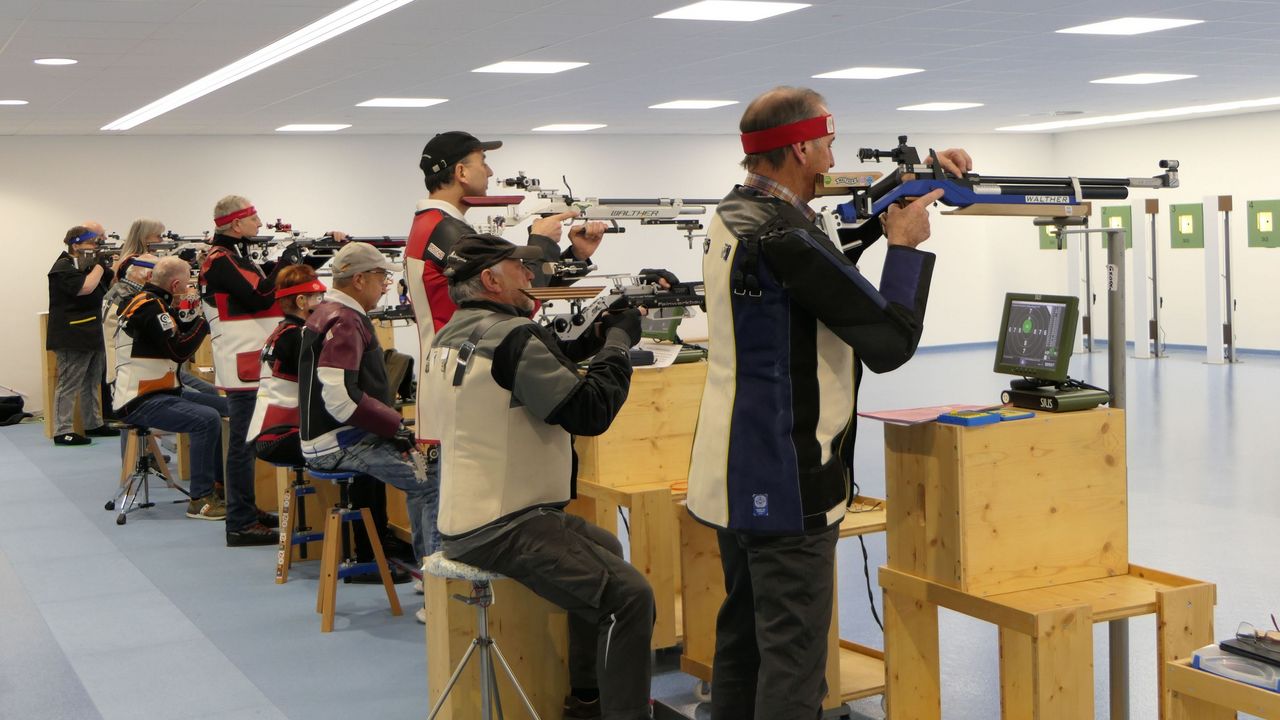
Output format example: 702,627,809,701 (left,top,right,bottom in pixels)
1222,203,1237,362
1083,228,1094,351
1105,225,1129,720
1149,209,1163,357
